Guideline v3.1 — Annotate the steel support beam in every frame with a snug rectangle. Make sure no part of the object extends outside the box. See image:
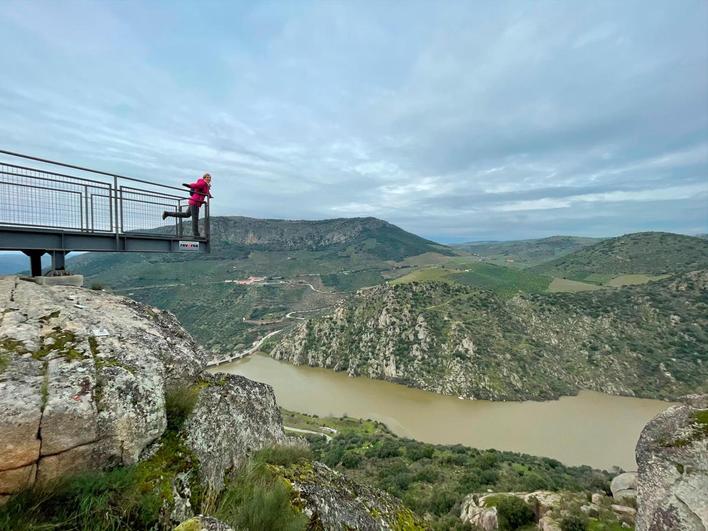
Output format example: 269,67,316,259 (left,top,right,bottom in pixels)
22,250,45,277
1,227,209,254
